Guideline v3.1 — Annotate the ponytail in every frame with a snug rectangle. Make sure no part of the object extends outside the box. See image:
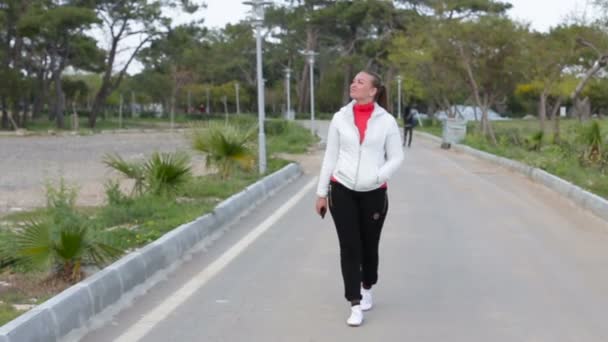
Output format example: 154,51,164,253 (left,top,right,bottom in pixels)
375,85,387,109
363,69,388,109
